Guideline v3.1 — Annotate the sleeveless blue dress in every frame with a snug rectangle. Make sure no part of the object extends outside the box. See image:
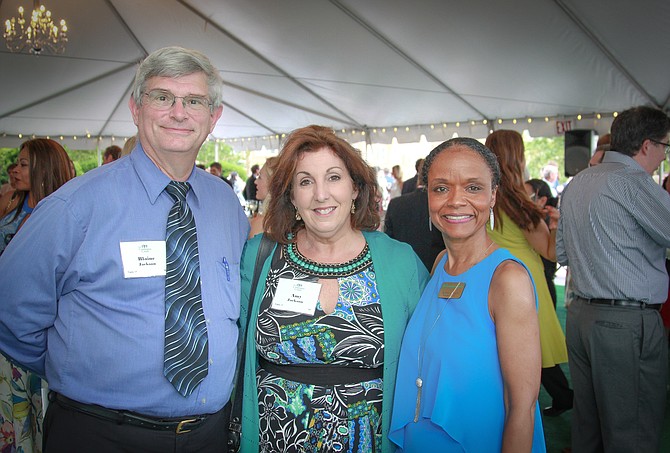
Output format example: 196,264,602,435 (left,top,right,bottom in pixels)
389,249,546,452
